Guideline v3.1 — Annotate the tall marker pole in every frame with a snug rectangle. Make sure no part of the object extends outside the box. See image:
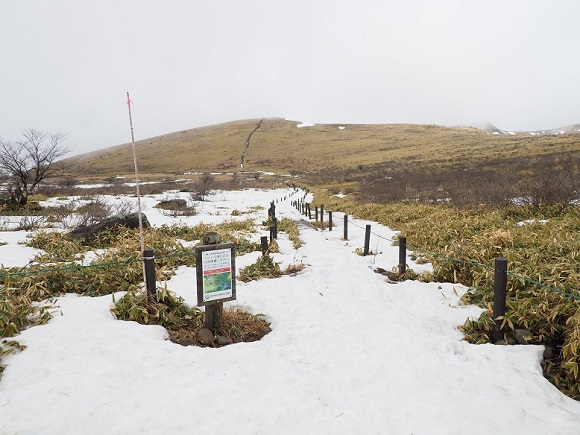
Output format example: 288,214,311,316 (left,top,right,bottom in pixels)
126,92,148,296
